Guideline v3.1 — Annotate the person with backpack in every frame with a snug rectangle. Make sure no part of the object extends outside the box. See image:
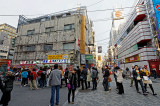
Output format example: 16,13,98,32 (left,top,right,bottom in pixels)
92,67,98,90
0,71,15,106
30,68,38,90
